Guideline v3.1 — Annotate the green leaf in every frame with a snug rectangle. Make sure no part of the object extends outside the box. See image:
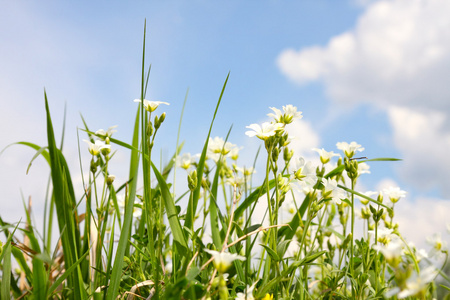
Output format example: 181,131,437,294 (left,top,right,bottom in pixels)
106,106,141,300
45,92,85,299
261,244,281,262
47,249,90,296
186,266,200,281
151,161,189,253
0,243,11,300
